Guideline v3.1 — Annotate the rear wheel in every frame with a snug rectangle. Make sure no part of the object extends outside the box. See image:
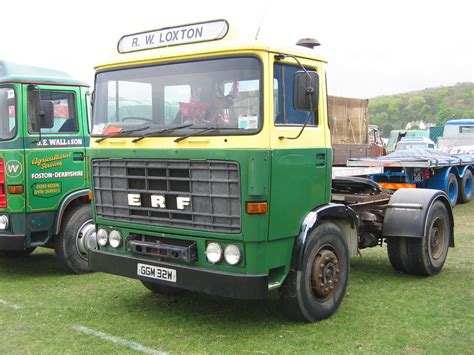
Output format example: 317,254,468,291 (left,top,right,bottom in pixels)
386,237,411,273
280,222,349,322
458,170,472,204
141,281,183,296
407,201,451,276
446,173,458,207
55,204,96,274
